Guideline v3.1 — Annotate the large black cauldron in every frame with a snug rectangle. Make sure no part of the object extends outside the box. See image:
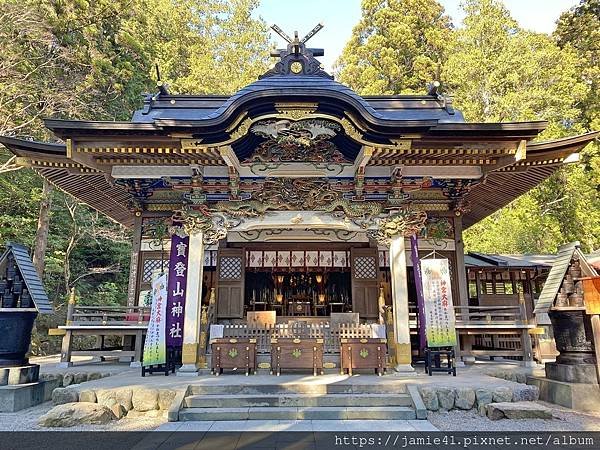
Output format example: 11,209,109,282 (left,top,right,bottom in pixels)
0,310,37,366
